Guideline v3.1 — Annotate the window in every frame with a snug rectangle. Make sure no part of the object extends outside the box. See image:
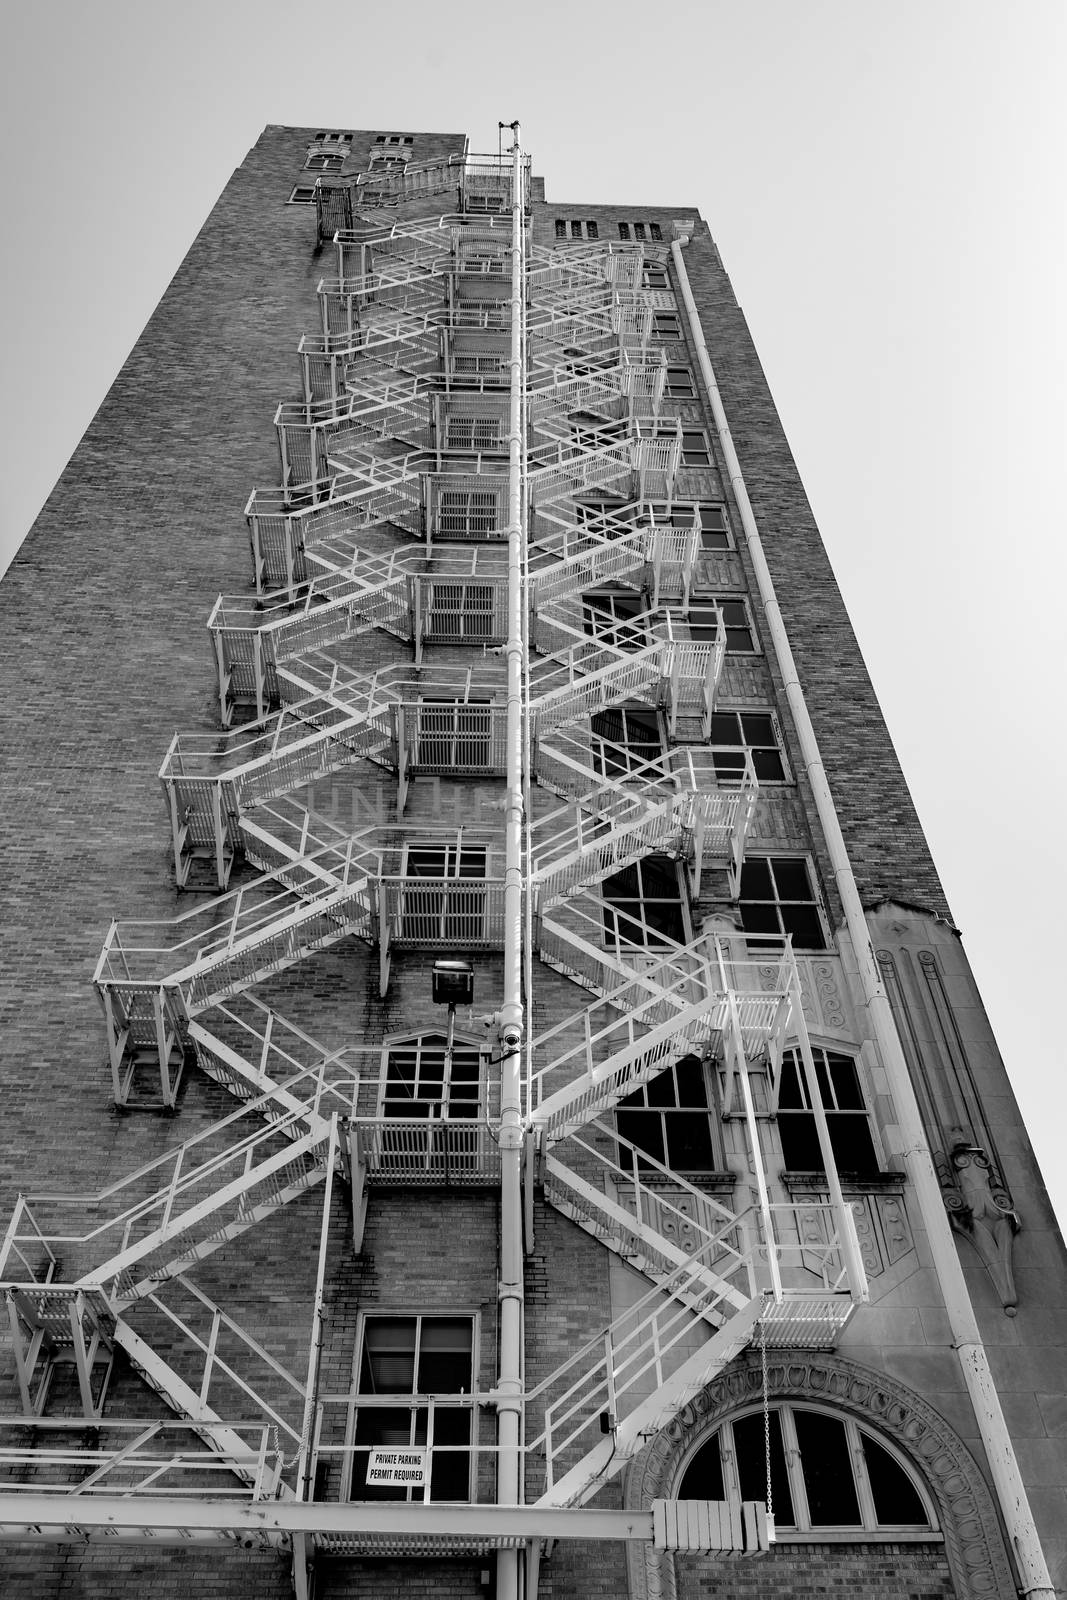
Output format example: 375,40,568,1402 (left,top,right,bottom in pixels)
633,222,647,241
554,219,566,239
696,504,730,551
643,266,668,290
424,581,499,641
777,1048,879,1175
401,844,487,942
616,1054,719,1172
586,219,599,240
649,222,663,242
382,1033,482,1121
374,134,414,146
413,700,493,771
644,502,730,550
444,415,503,453
602,856,686,948
590,705,663,776
678,1405,934,1533
288,186,317,205
708,709,786,782
582,589,649,652
692,596,756,652
571,220,583,239
317,131,355,144
350,1315,475,1502
737,856,826,950
437,488,499,538
680,430,711,466
305,152,346,172
618,222,631,240
652,311,681,340
666,368,696,400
